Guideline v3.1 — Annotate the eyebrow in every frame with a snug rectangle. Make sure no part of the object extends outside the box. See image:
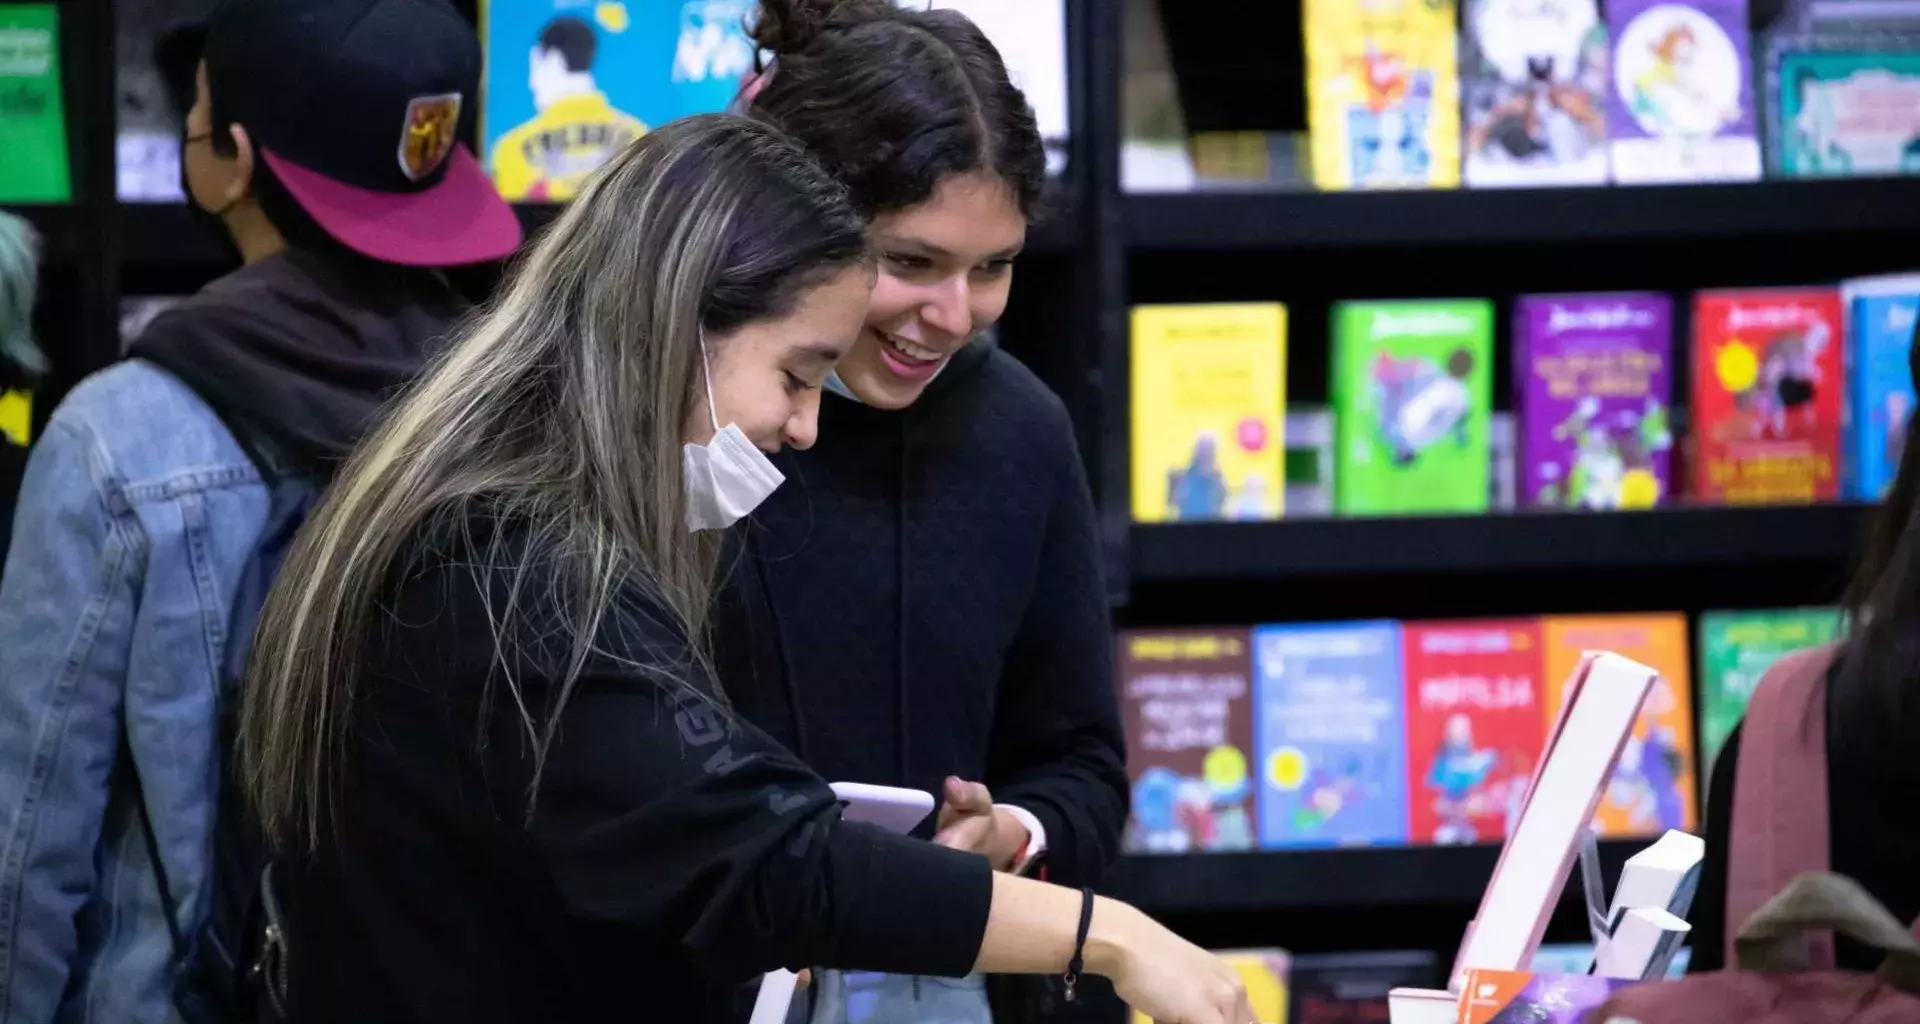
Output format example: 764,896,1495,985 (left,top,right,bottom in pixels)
793,343,845,364
875,234,1025,262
